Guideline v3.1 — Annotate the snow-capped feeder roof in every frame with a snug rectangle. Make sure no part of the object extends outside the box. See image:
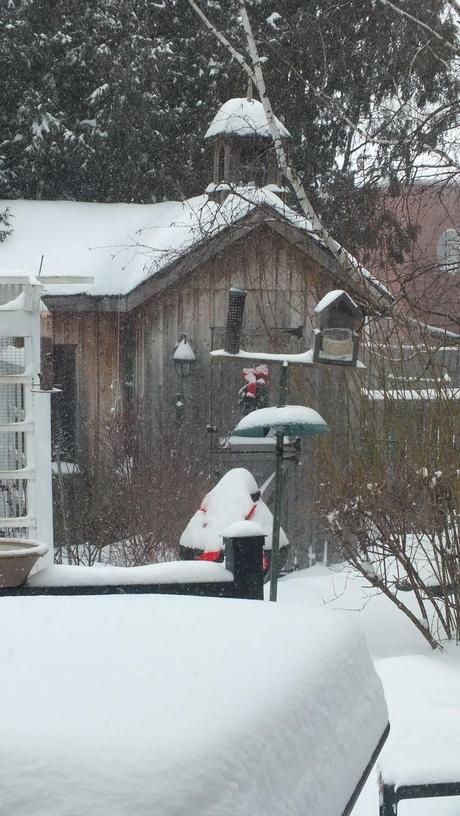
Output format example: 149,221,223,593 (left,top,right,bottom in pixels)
0,593,389,816
180,468,288,552
173,335,196,361
232,405,329,438
315,289,360,315
205,97,291,140
222,520,266,539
